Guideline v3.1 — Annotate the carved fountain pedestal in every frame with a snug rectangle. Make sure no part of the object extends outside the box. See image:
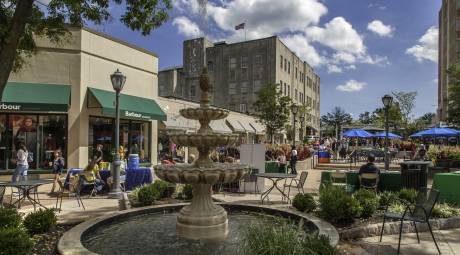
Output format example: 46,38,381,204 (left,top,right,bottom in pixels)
154,68,249,240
